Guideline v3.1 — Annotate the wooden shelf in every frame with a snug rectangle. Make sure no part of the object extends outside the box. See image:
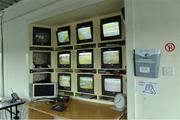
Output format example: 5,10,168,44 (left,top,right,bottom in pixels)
30,46,53,51
55,68,73,73
100,38,125,43
74,43,96,50
75,92,97,99
75,68,97,74
30,69,54,73
55,45,73,51
98,40,125,48
98,69,126,75
58,91,74,96
99,95,114,98
99,95,114,102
